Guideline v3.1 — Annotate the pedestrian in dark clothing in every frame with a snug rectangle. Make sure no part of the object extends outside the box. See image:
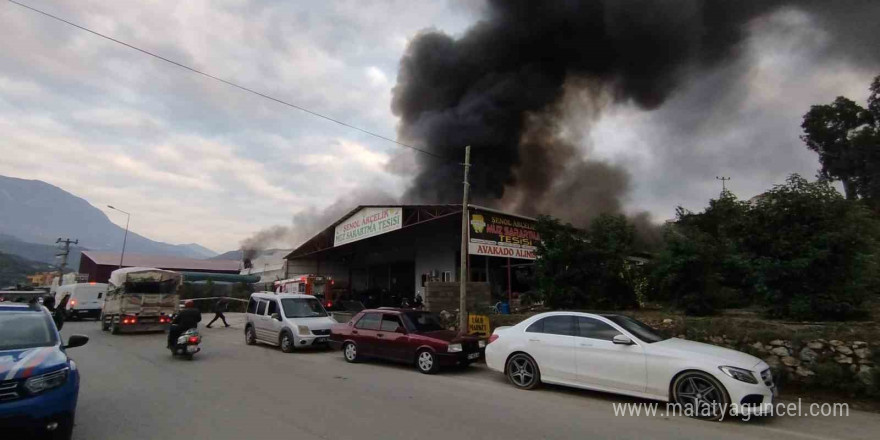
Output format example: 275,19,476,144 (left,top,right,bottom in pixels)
206,298,230,328
168,300,201,348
